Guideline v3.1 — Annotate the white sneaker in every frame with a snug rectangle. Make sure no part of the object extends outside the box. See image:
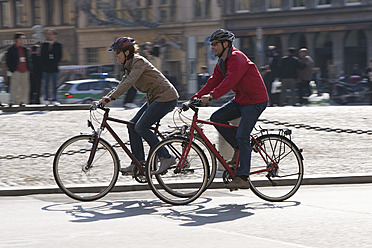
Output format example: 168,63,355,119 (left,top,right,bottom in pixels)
45,100,51,105
155,155,176,175
53,101,61,106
